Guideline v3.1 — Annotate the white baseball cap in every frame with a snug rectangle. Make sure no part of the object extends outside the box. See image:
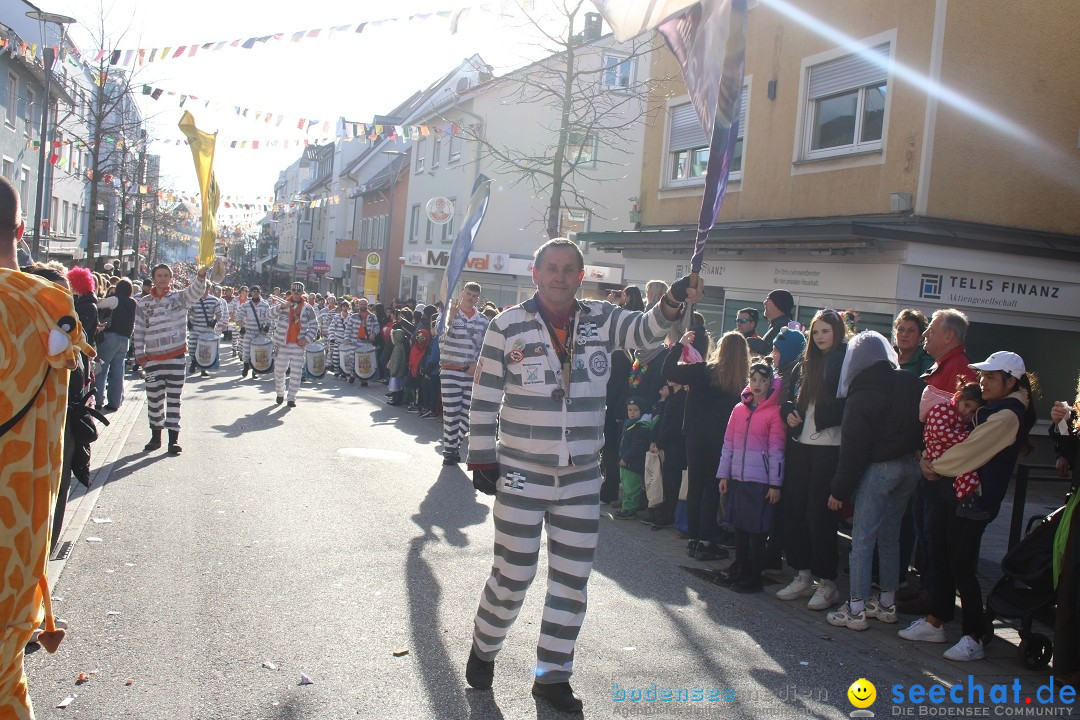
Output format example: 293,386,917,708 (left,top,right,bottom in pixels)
969,351,1026,378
